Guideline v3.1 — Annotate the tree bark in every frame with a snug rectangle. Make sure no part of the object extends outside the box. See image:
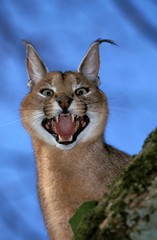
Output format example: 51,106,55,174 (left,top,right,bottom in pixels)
74,128,157,240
